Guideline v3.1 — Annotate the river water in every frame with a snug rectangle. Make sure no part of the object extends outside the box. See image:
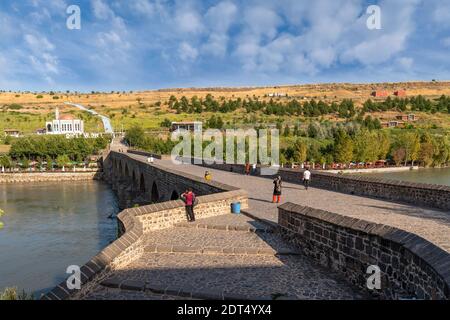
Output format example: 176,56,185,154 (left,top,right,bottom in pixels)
362,168,450,187
0,181,119,298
